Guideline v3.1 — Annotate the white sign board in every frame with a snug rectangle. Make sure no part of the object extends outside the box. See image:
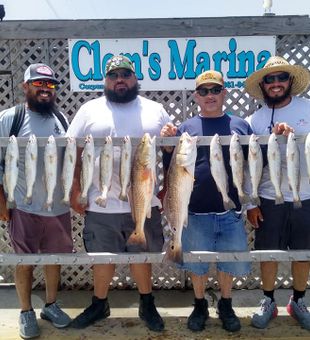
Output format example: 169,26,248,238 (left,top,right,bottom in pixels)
68,36,276,91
